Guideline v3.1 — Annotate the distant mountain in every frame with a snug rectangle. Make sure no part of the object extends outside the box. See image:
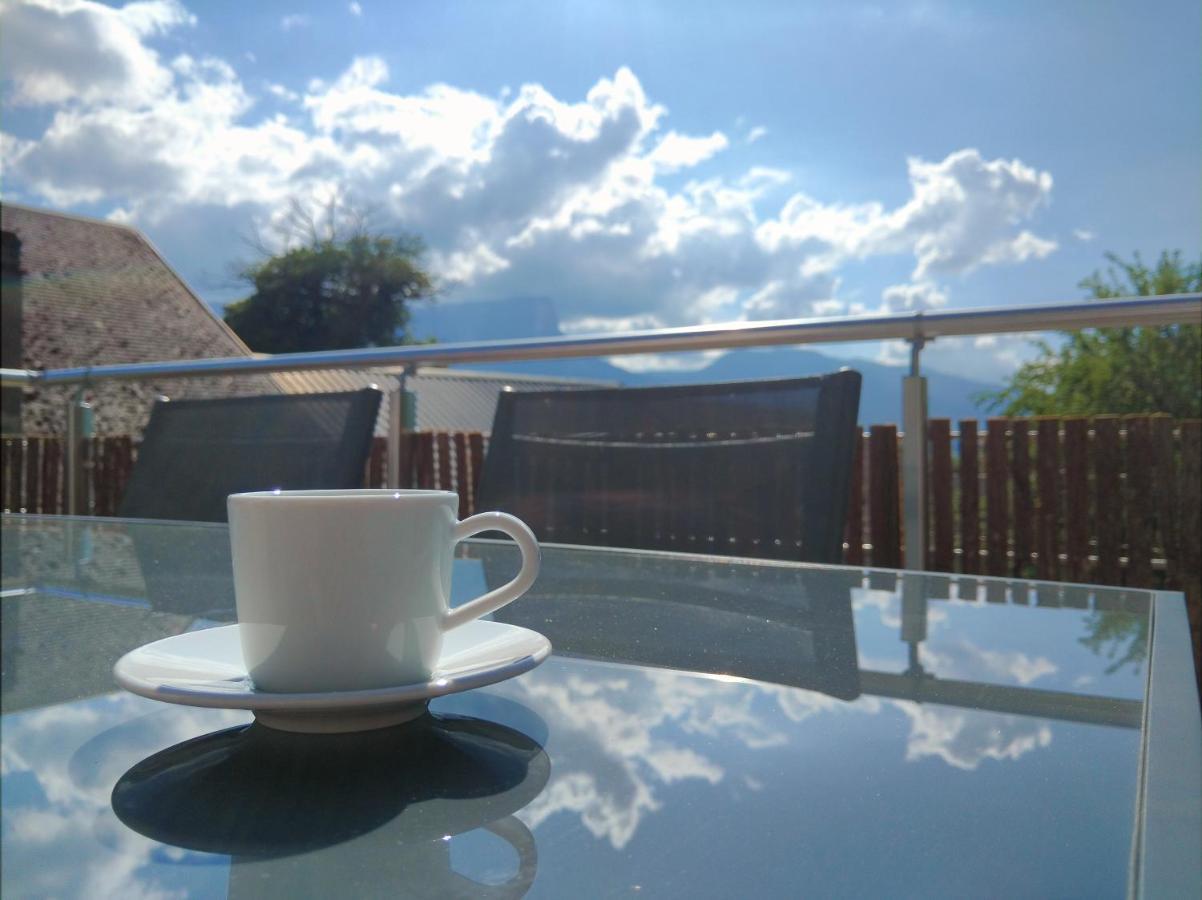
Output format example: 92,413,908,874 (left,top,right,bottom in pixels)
410,297,994,426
